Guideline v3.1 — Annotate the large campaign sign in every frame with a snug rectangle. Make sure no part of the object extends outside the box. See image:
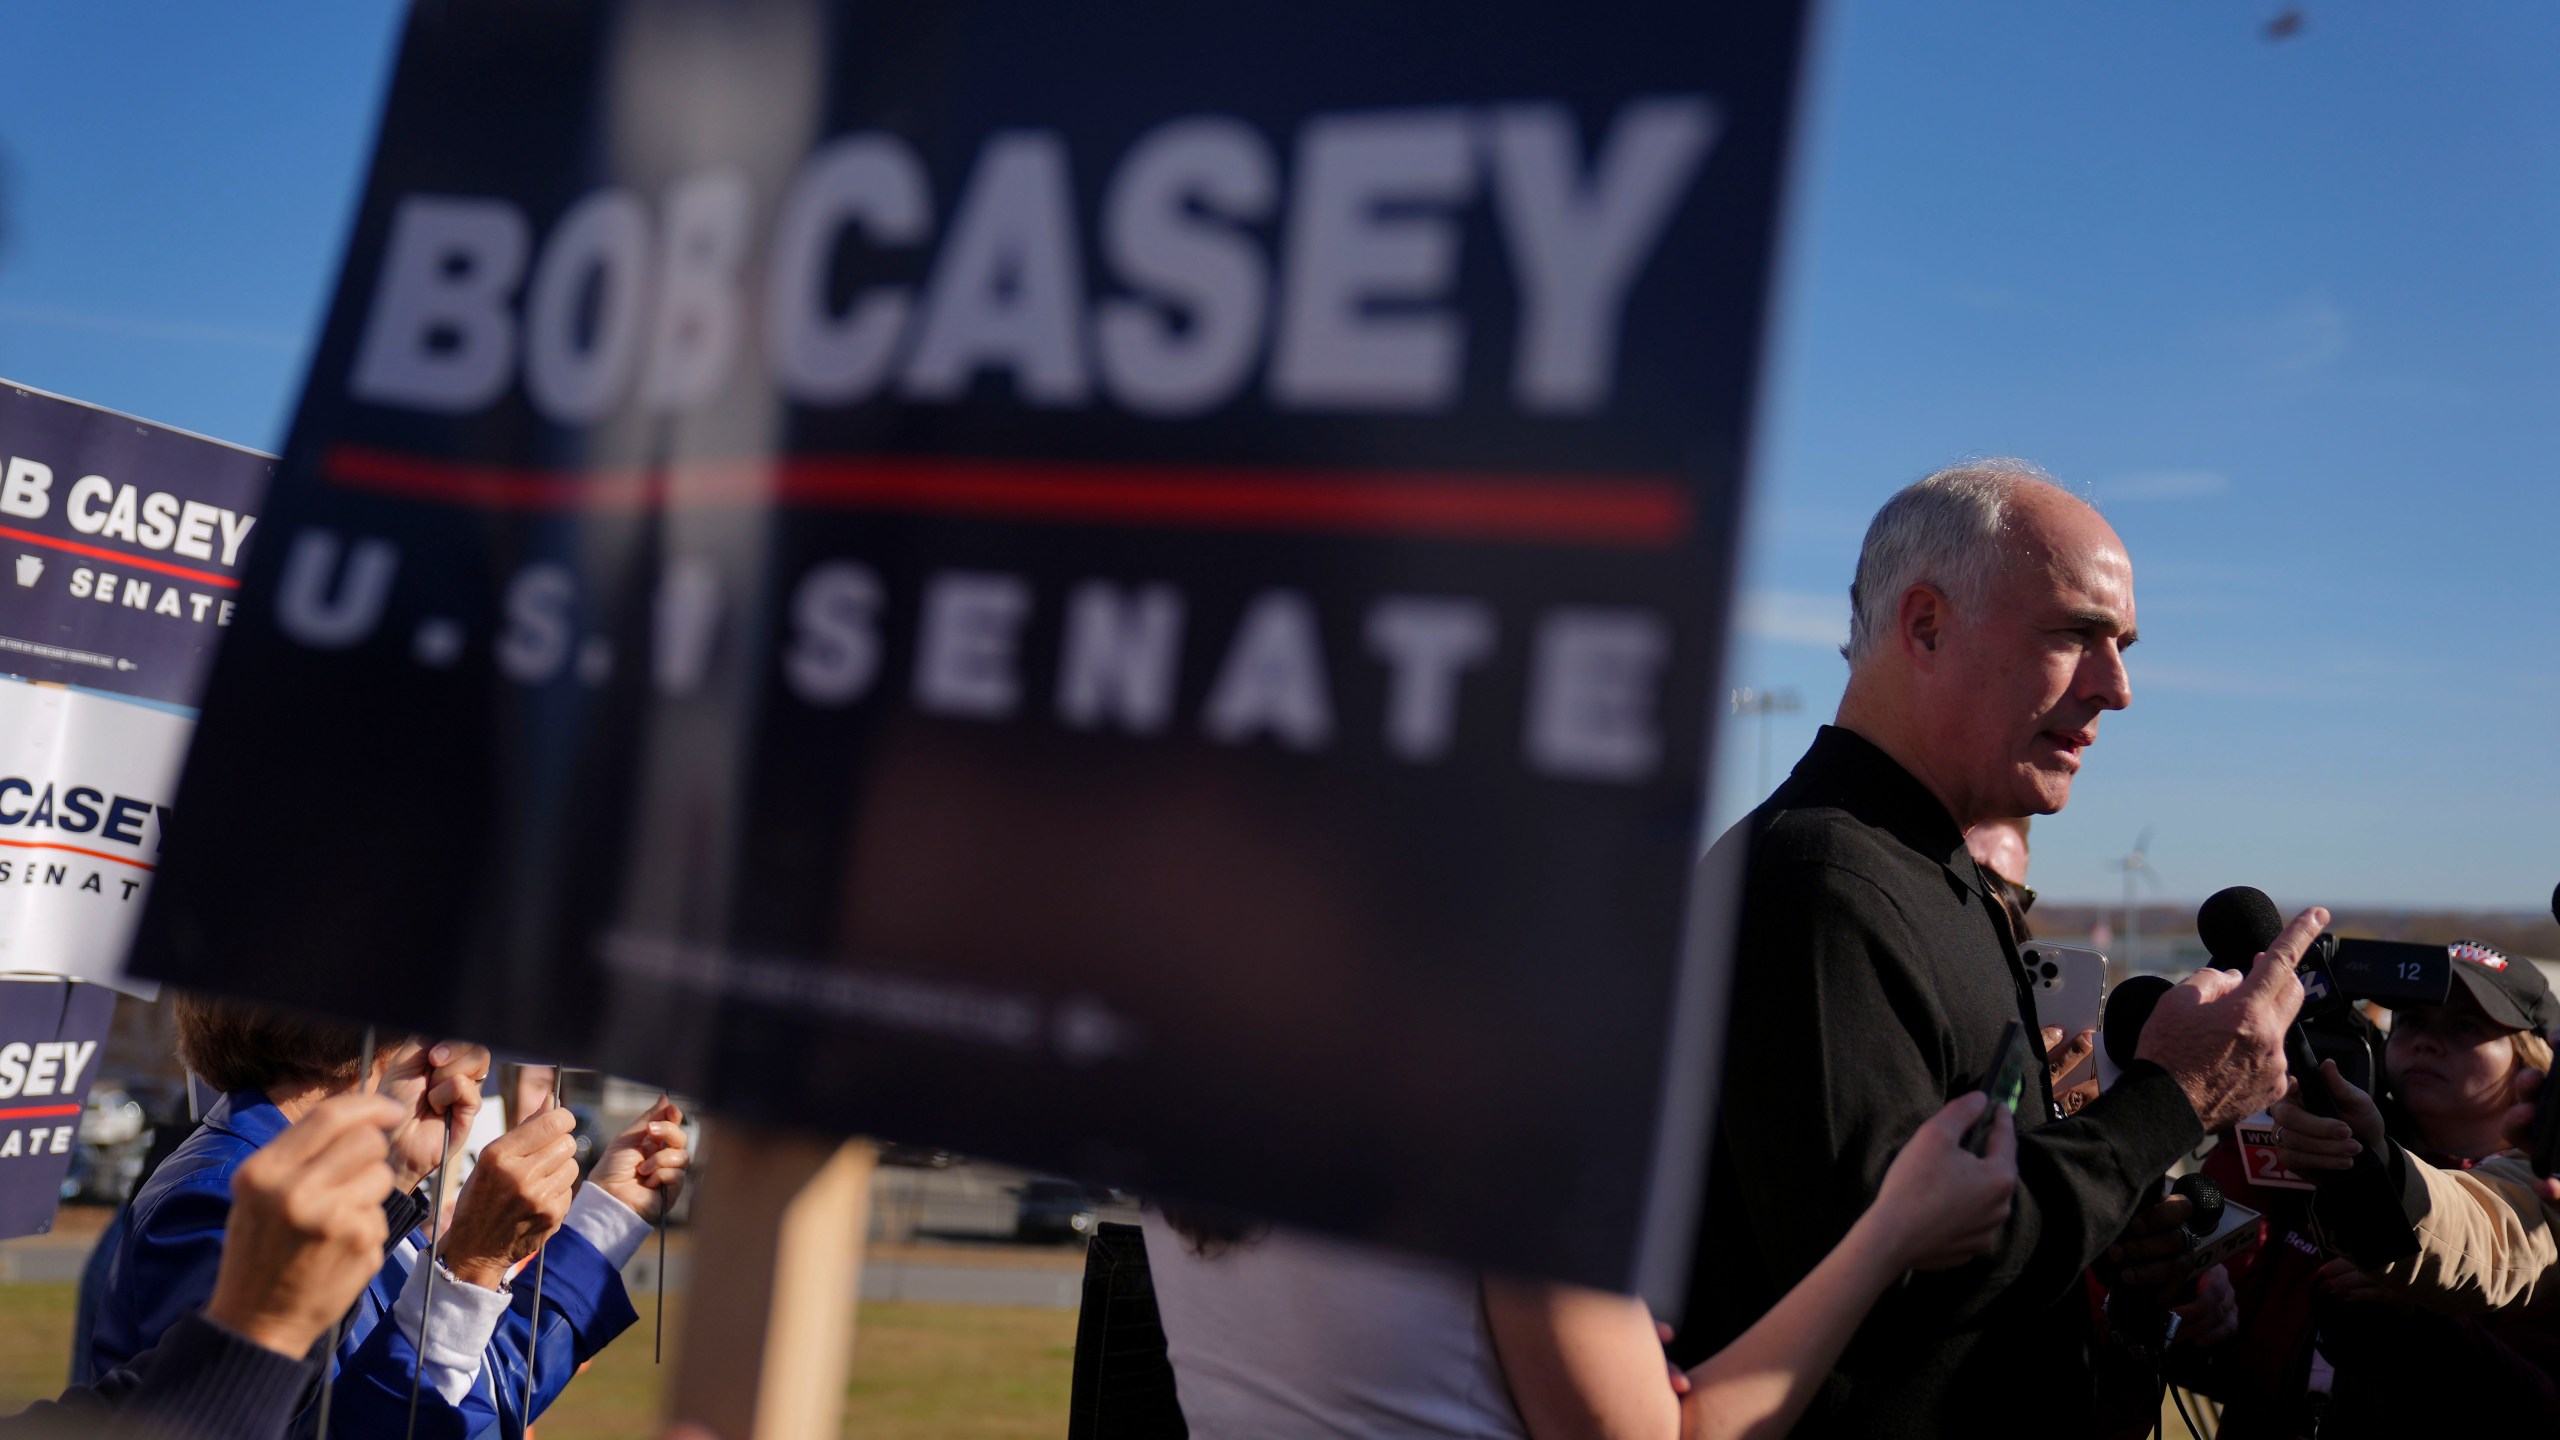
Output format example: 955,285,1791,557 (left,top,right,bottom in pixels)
0,384,271,984
0,976,117,1238
136,0,1811,1291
